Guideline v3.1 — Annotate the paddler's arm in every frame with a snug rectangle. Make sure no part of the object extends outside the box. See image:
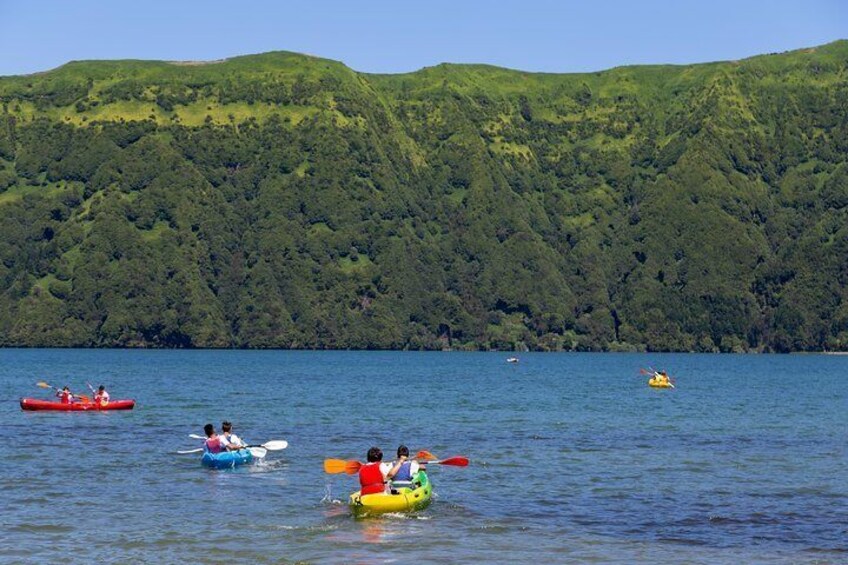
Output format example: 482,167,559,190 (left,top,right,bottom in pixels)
386,455,408,479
